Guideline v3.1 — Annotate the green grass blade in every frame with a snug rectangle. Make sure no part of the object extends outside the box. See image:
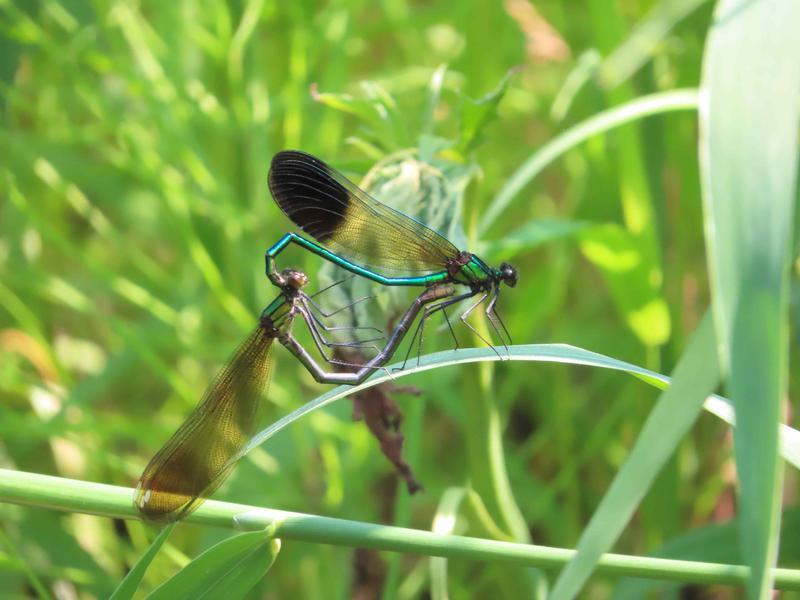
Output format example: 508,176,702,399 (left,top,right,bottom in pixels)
597,0,710,89
383,381,429,599
430,487,468,600
109,523,175,600
0,525,54,600
237,344,800,471
2,469,800,590
421,64,448,135
146,529,279,600
429,487,519,600
549,314,718,598
614,506,800,598
479,89,699,236
699,0,800,595
586,0,671,353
